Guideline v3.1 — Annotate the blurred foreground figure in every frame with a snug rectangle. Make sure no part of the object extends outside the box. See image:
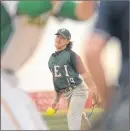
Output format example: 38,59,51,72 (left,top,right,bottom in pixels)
1,3,49,130
83,1,129,131
1,1,96,130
